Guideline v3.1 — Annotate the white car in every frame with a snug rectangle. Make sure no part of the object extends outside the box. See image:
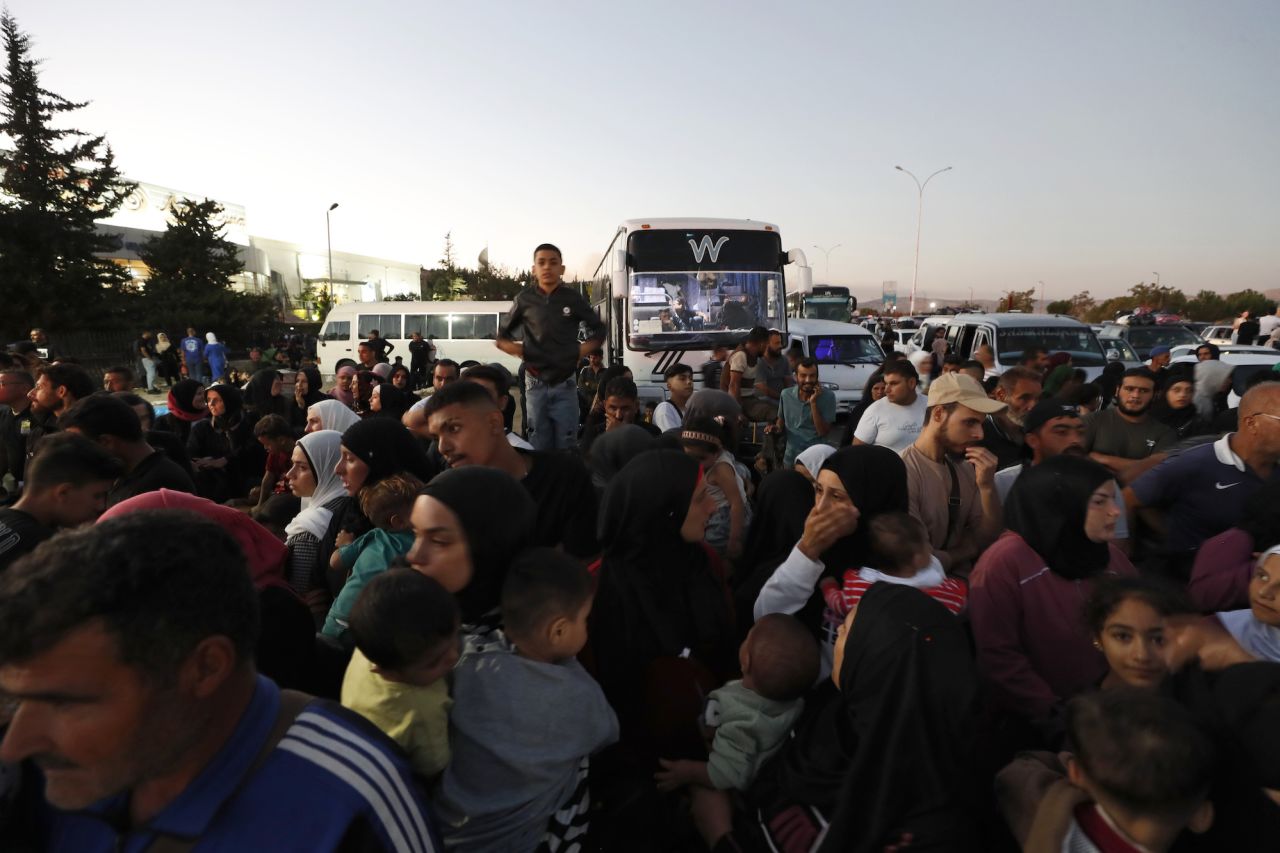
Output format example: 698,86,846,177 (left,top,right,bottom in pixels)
1170,350,1280,408
1200,325,1234,346
1168,343,1275,361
